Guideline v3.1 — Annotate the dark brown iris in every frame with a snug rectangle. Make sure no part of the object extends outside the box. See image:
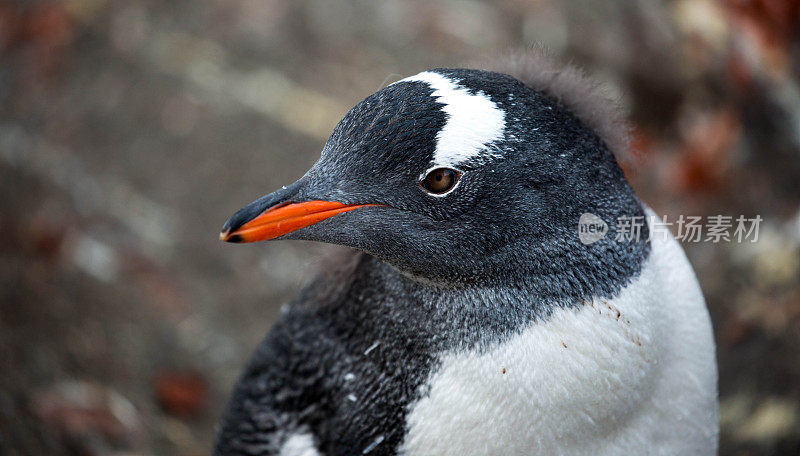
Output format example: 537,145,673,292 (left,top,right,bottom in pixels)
421,168,460,194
